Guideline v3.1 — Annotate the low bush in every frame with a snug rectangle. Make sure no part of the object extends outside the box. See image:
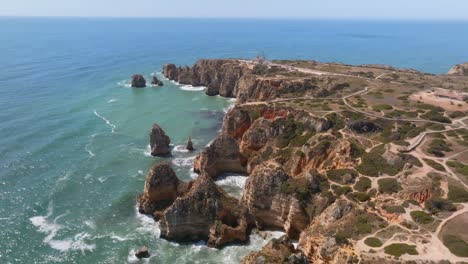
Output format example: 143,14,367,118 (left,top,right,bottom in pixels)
447,184,468,202
378,178,400,194
424,198,456,214
443,235,468,257
327,169,358,184
354,177,372,192
421,110,451,123
372,104,393,112
364,237,383,247
427,139,452,157
384,243,418,257
383,205,406,214
410,211,434,224
423,158,446,172
447,161,468,177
